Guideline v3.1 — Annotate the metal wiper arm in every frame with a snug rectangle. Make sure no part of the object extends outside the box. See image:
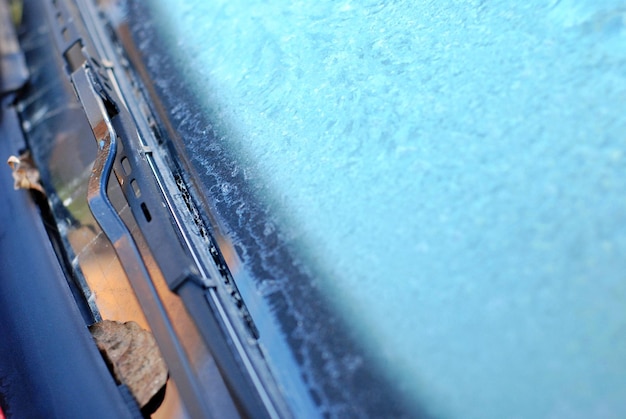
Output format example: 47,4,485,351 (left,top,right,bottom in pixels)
74,64,213,418
40,0,281,417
